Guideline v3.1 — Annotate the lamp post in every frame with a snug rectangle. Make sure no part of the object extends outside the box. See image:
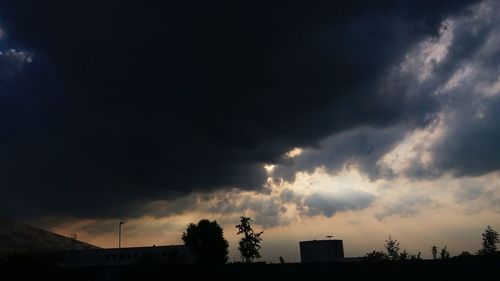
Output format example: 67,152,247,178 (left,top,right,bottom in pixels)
119,221,125,248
